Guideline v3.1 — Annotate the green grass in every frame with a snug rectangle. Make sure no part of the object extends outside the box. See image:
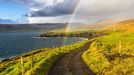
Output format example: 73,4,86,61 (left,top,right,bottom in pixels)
0,40,88,75
82,30,134,75
1,29,134,75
